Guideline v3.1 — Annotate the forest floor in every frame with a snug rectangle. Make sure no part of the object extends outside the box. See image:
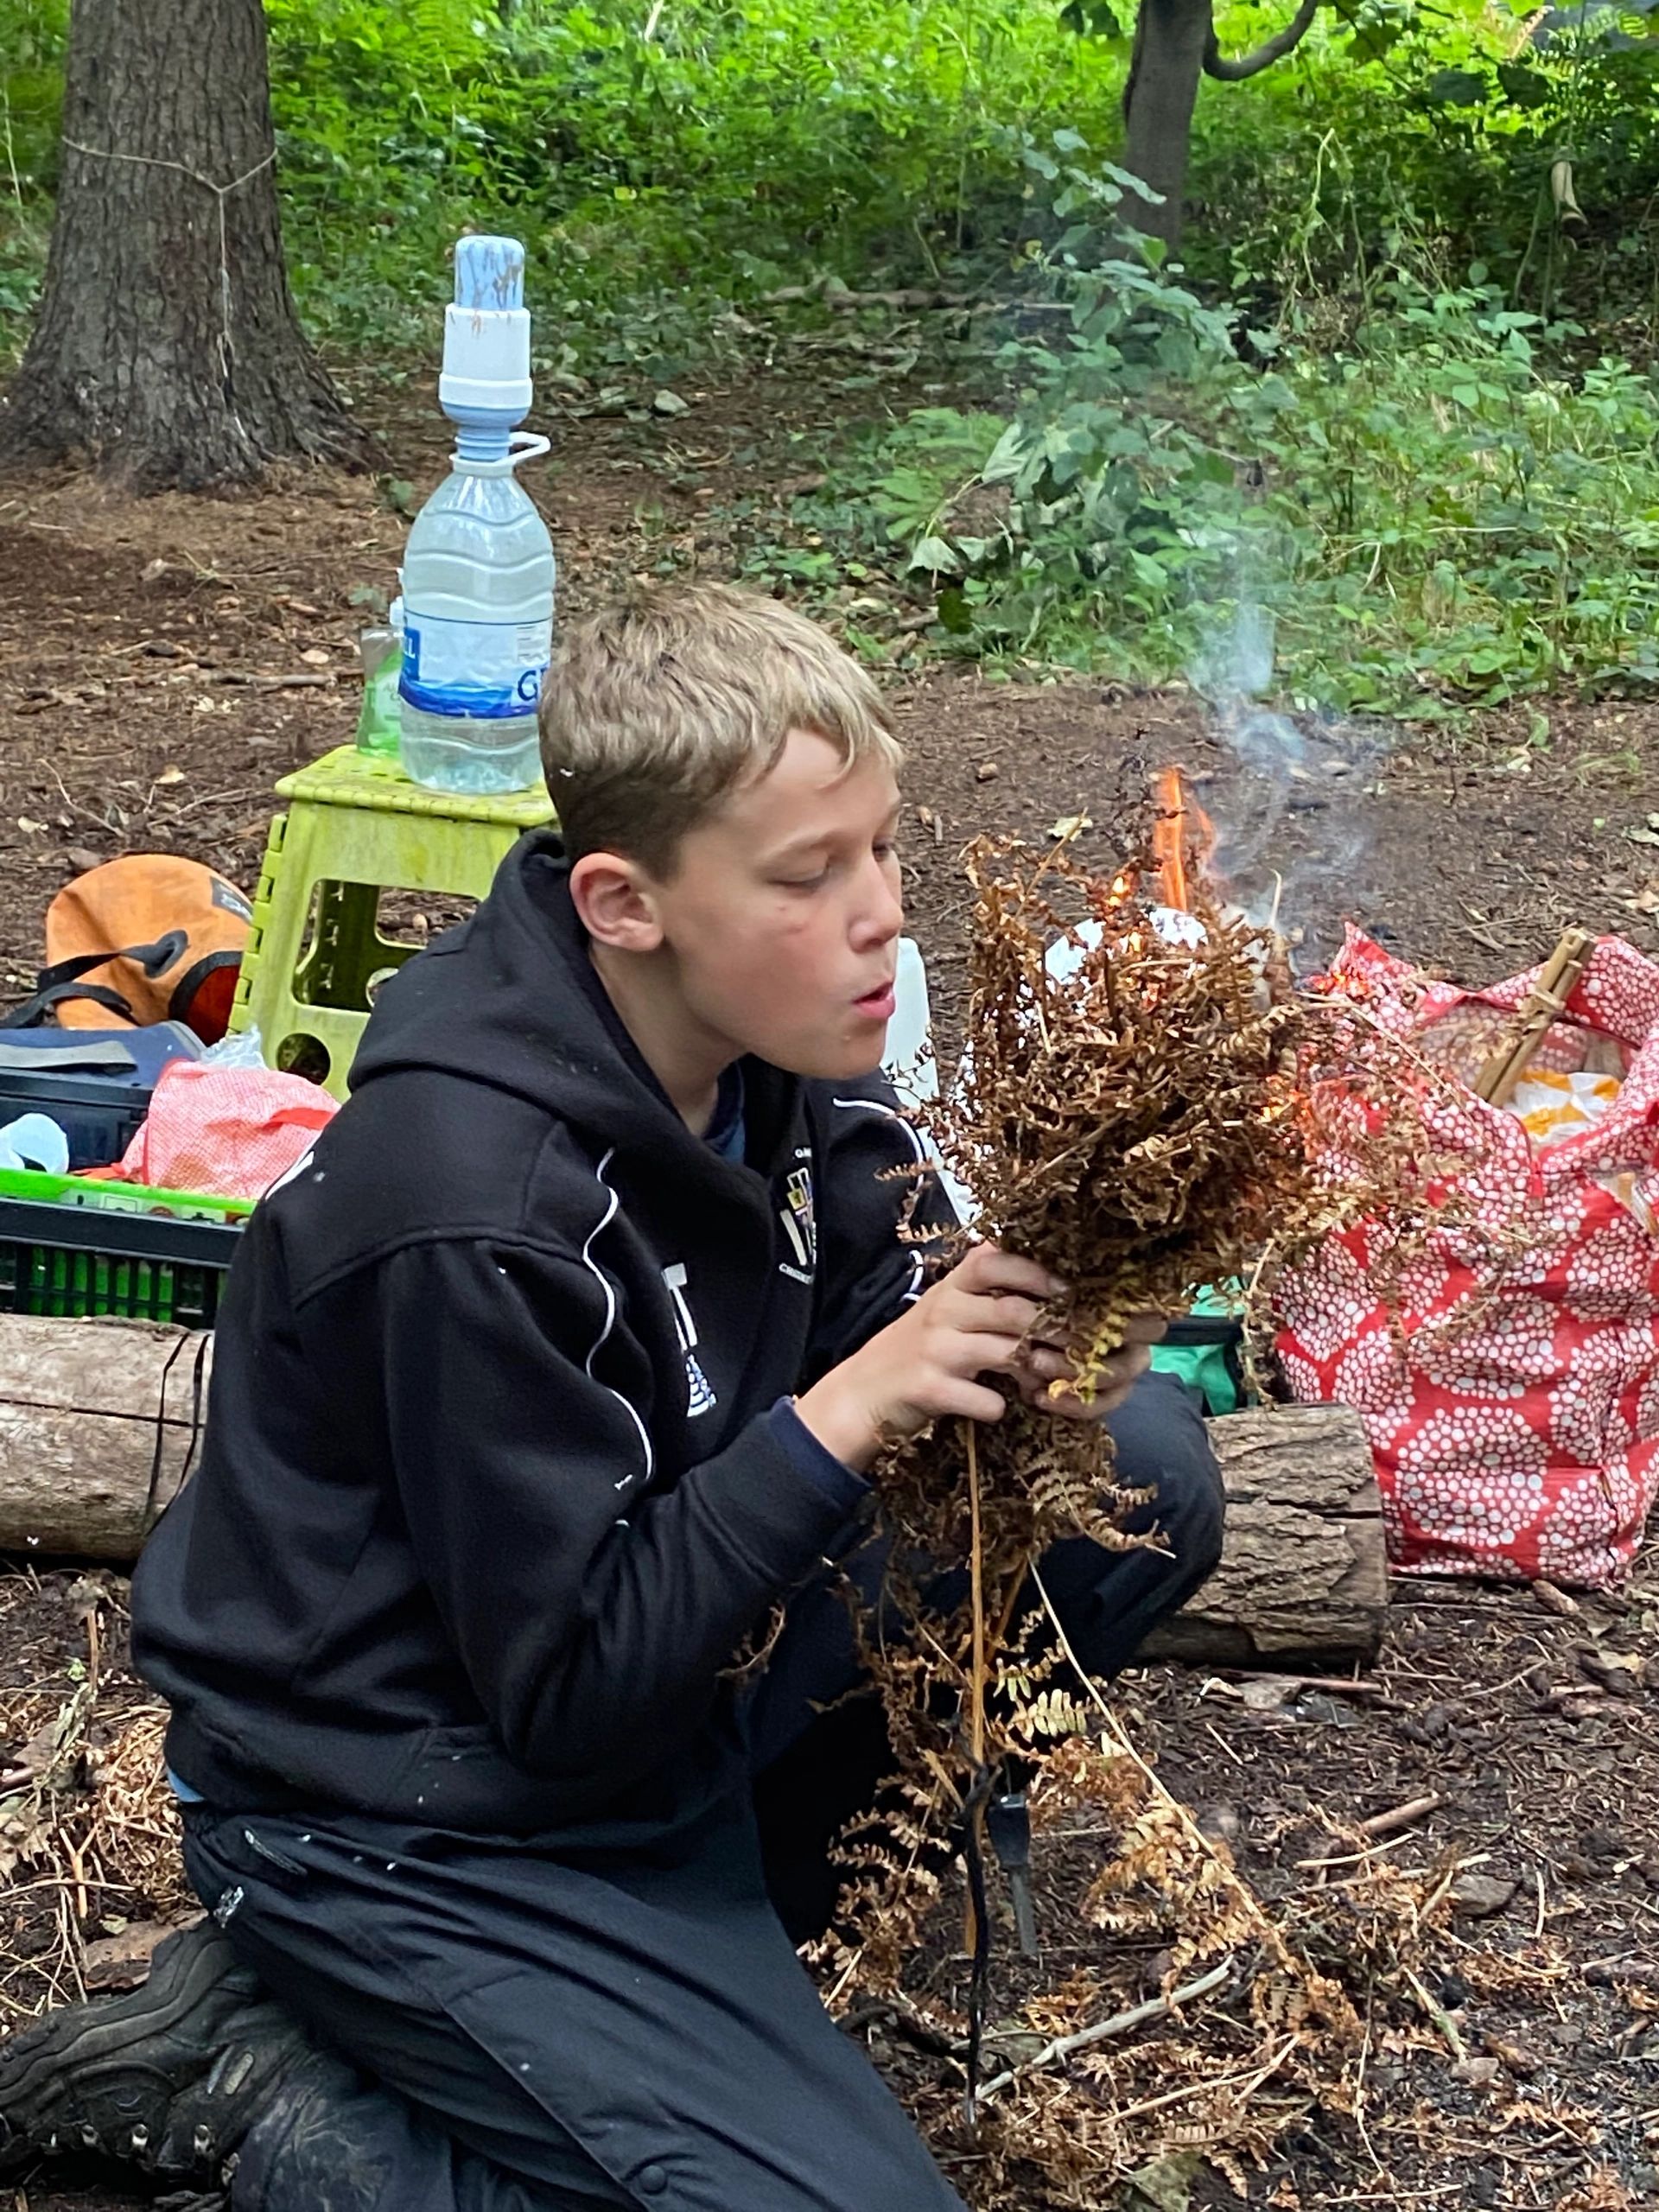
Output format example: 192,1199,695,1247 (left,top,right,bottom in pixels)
3,363,1659,2209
